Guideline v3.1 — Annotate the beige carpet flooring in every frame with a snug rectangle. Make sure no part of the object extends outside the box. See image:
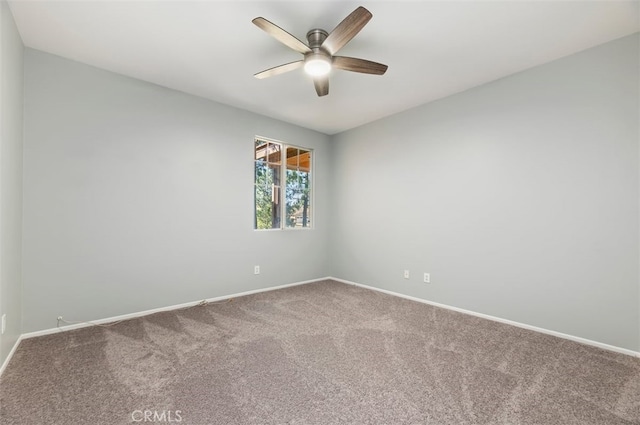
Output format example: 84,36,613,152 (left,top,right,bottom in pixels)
1,280,639,424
